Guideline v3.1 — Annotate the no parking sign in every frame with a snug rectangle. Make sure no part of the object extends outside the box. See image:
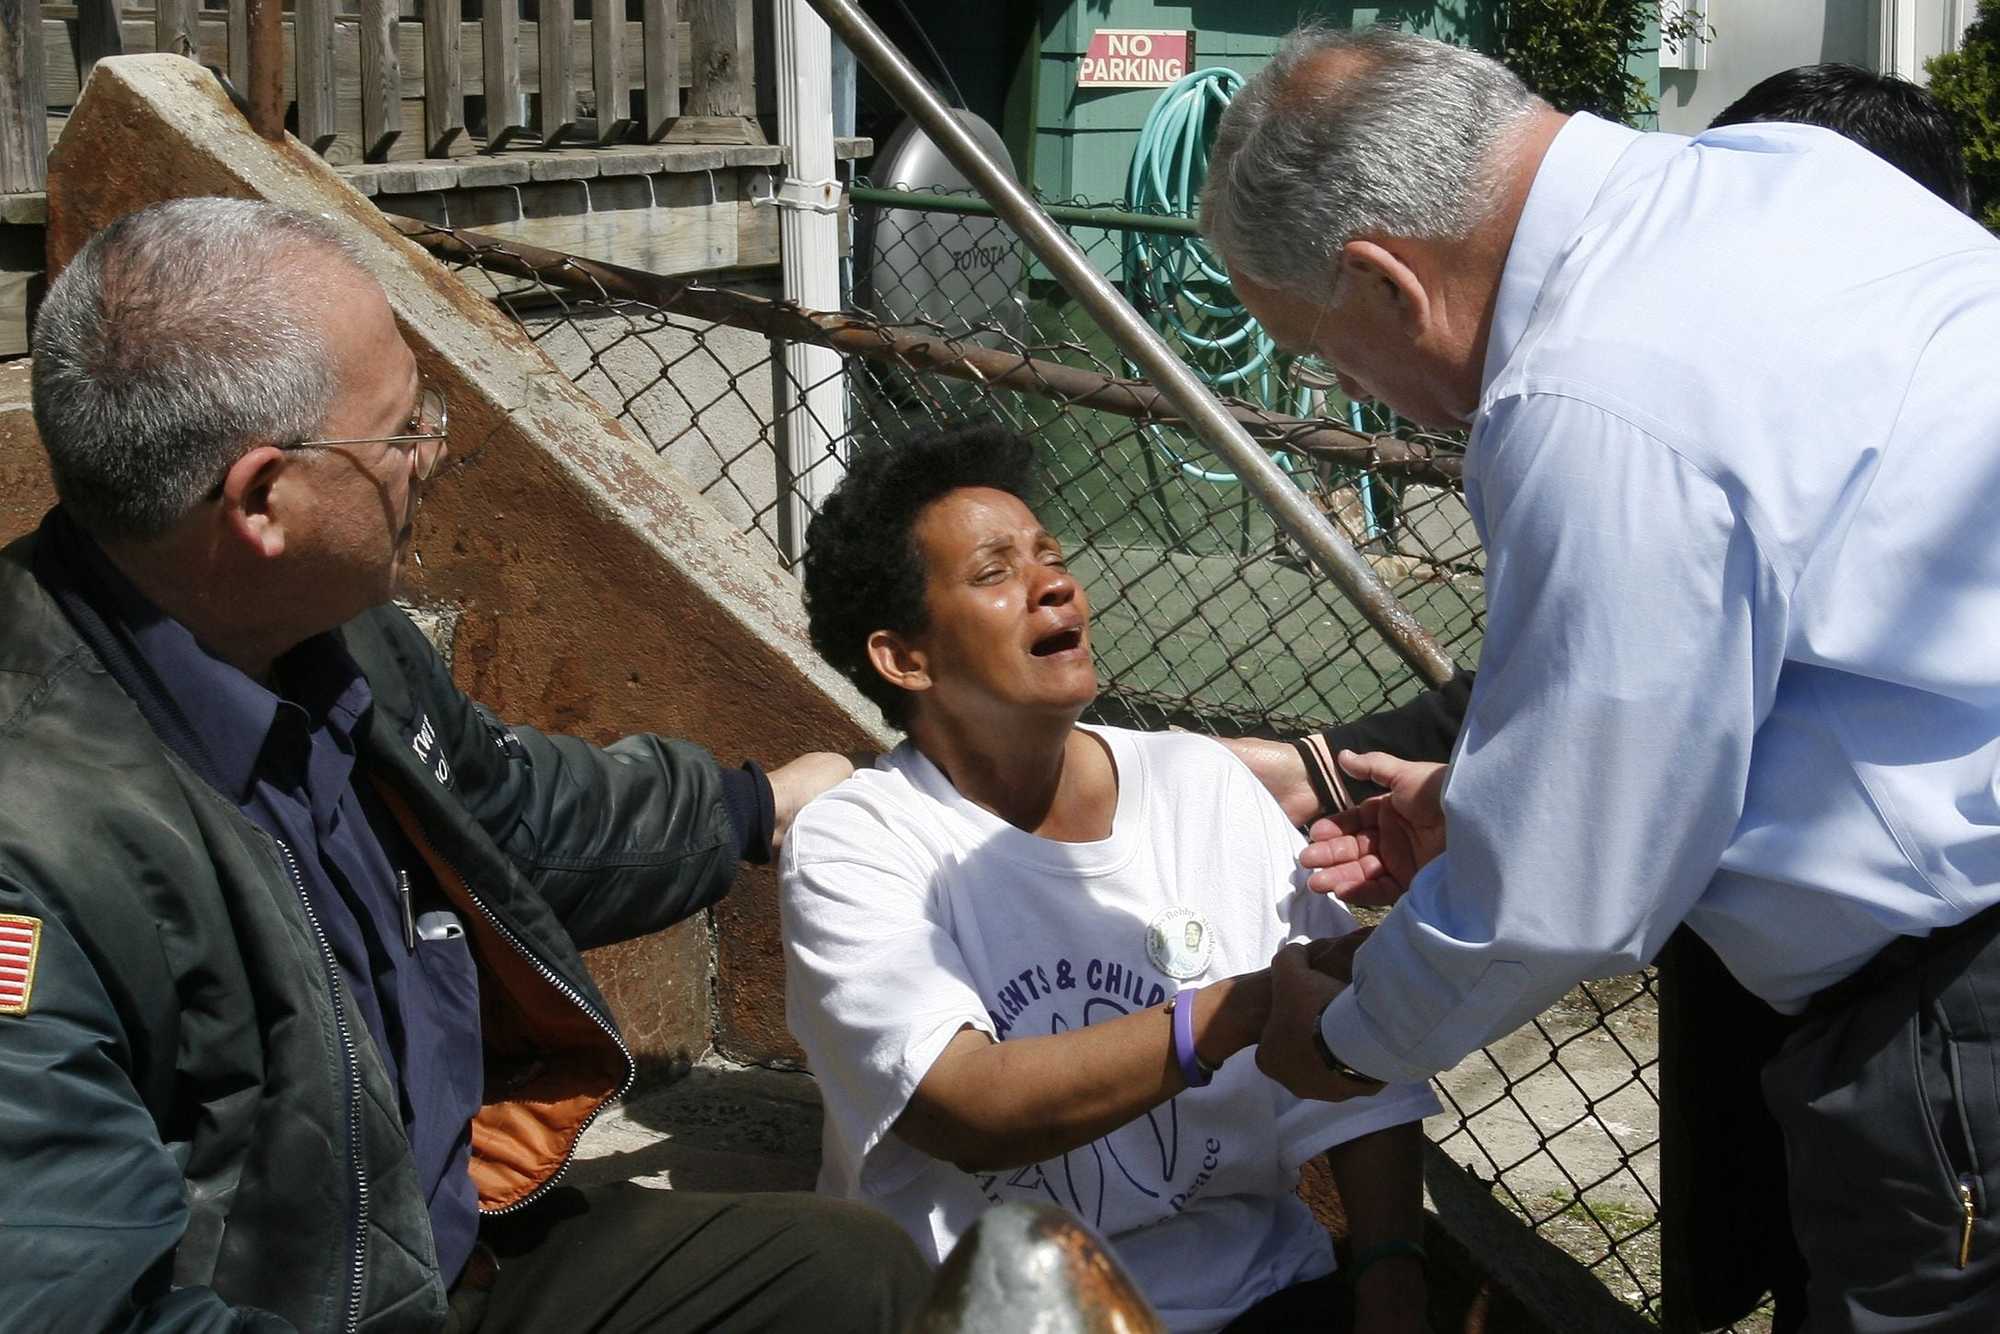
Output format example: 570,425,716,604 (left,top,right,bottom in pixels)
1078,30,1194,88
